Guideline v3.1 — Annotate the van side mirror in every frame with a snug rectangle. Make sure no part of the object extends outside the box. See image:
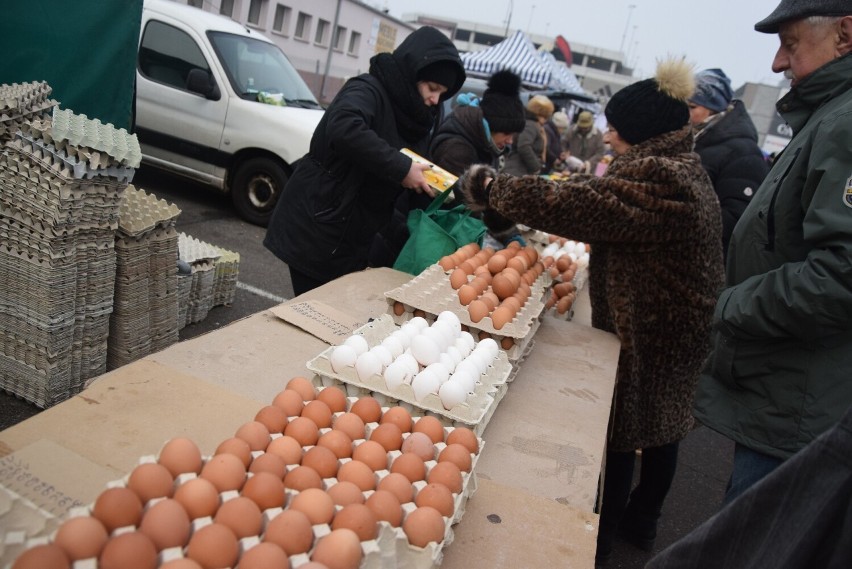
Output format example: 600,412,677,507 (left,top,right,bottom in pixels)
186,68,221,100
